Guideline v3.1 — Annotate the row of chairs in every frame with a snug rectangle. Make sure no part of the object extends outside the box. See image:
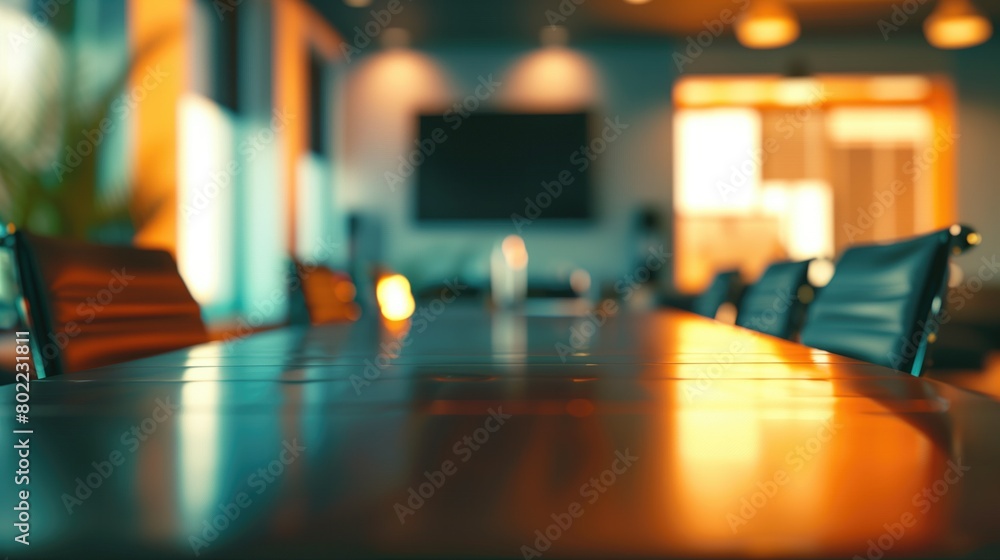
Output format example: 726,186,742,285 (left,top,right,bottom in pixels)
3,229,357,377
4,224,981,378
693,225,980,376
